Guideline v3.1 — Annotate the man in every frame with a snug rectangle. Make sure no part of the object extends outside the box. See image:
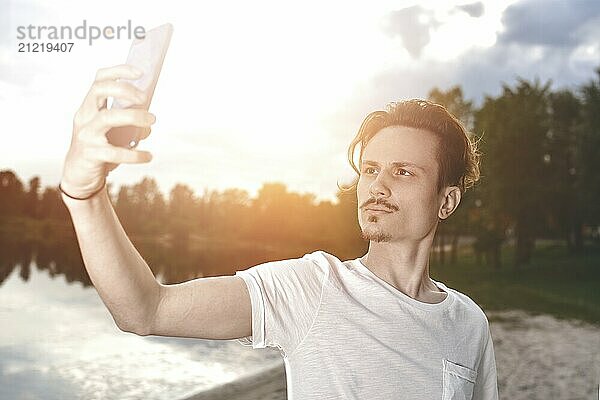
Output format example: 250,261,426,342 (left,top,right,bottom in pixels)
61,64,498,400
